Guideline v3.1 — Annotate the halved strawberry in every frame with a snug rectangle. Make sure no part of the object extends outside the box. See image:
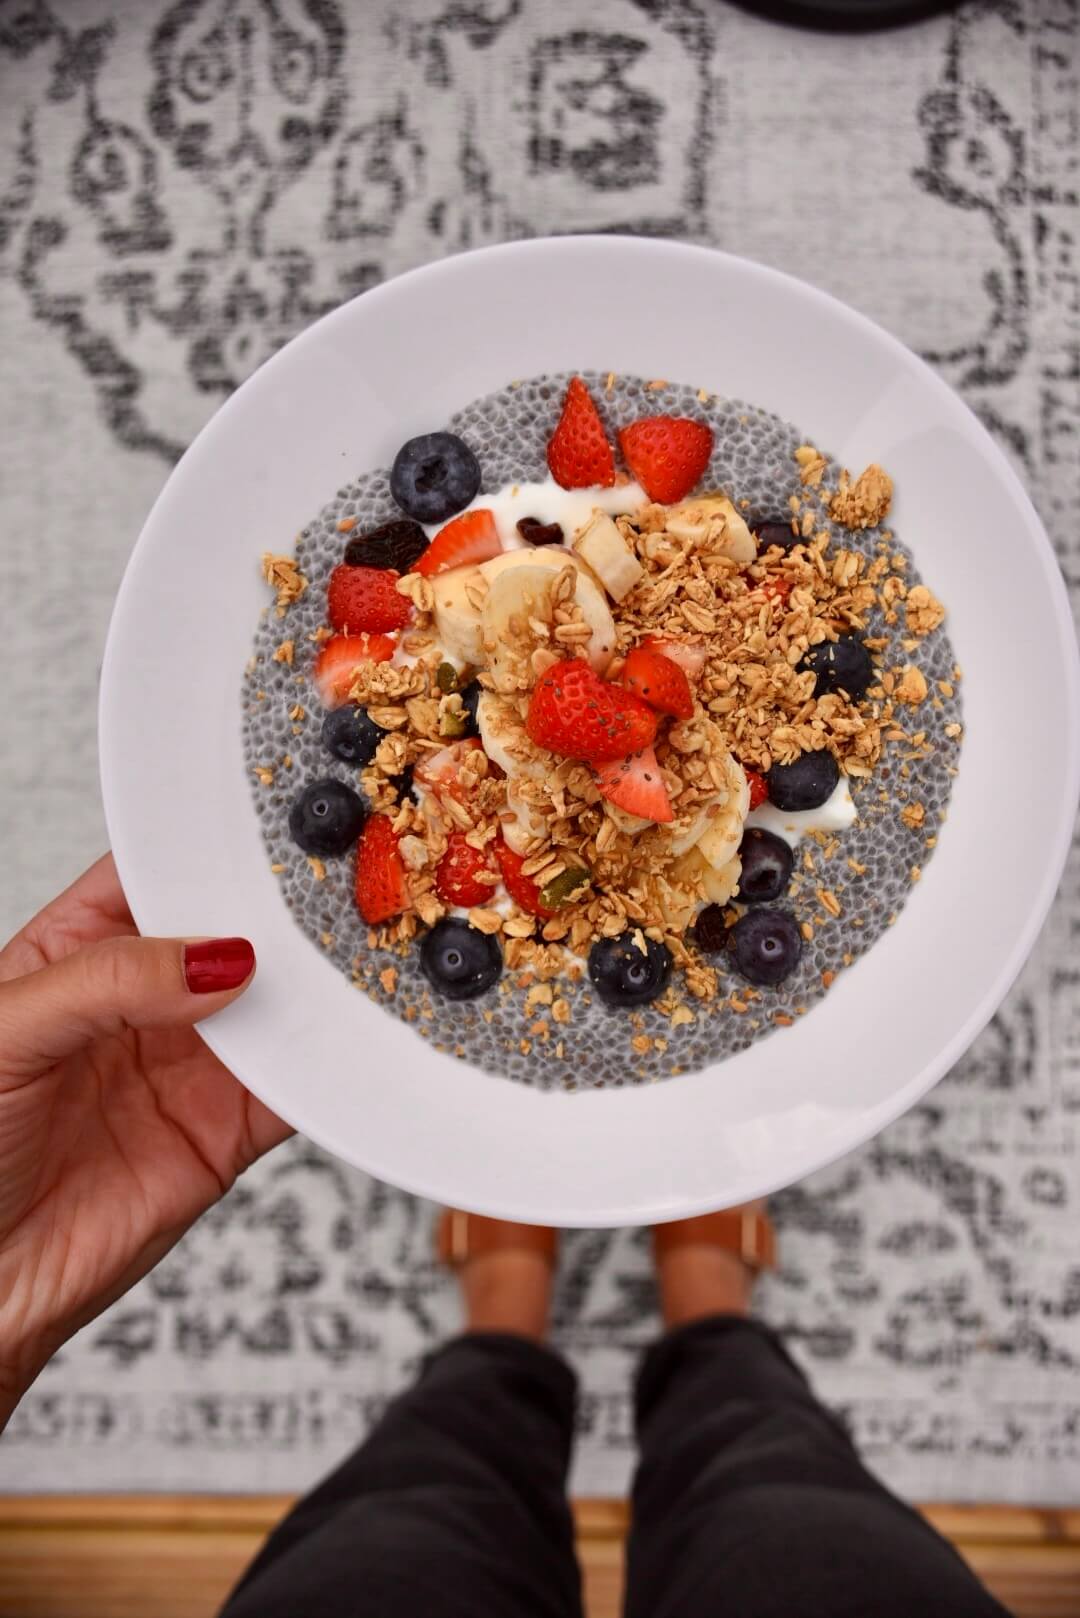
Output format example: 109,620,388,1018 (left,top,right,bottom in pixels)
413,737,483,802
526,658,657,765
494,840,553,919
594,746,674,824
354,814,409,924
412,508,503,577
642,636,707,680
436,830,498,907
327,564,412,634
314,632,397,707
744,767,768,811
621,646,694,721
618,416,714,504
547,376,616,490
